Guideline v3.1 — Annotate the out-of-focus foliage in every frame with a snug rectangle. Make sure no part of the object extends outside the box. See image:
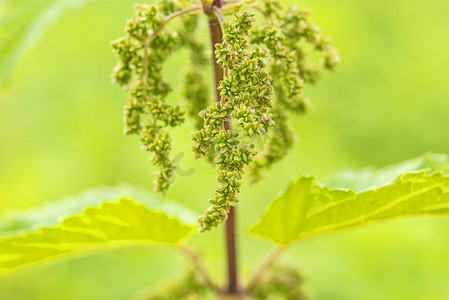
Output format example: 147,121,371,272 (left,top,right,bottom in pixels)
140,269,213,300
325,152,449,192
0,0,95,88
1,0,449,299
252,263,308,300
0,198,194,276
250,155,449,244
